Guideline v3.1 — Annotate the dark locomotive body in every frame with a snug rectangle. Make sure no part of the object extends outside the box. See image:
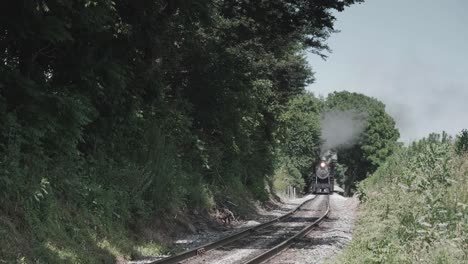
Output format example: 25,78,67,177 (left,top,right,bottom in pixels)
309,151,336,195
